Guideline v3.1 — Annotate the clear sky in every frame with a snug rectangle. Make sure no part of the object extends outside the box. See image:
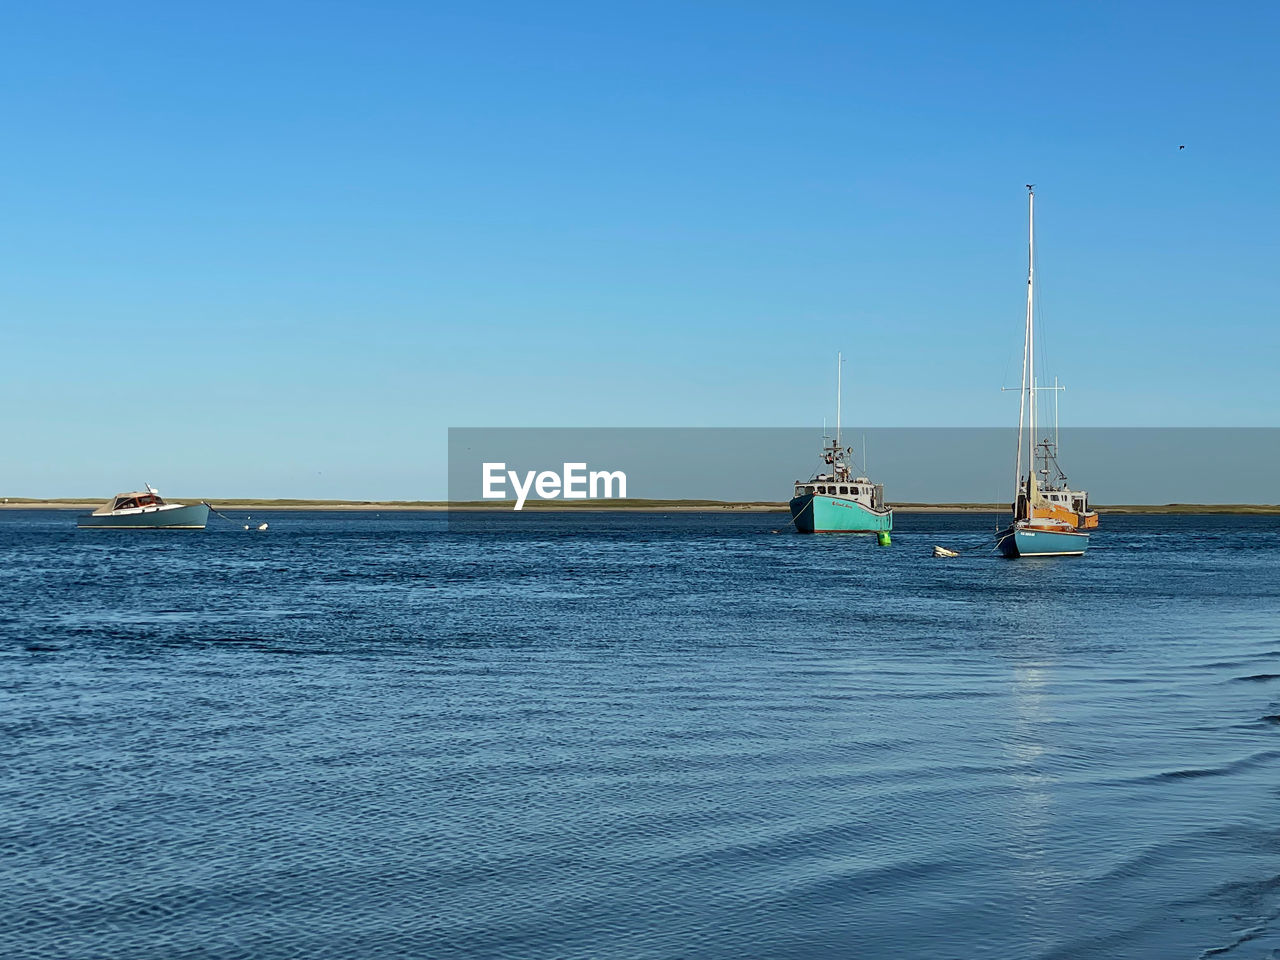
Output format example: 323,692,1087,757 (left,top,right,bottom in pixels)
2,2,1277,498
